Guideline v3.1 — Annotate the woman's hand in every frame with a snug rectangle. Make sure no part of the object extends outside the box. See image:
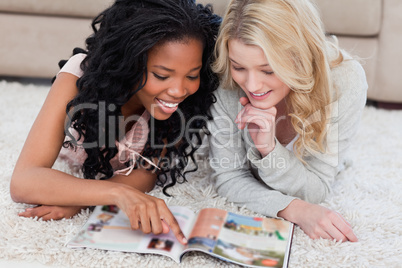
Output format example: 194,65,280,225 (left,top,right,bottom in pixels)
235,97,277,157
114,185,187,245
19,205,86,220
278,199,358,242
